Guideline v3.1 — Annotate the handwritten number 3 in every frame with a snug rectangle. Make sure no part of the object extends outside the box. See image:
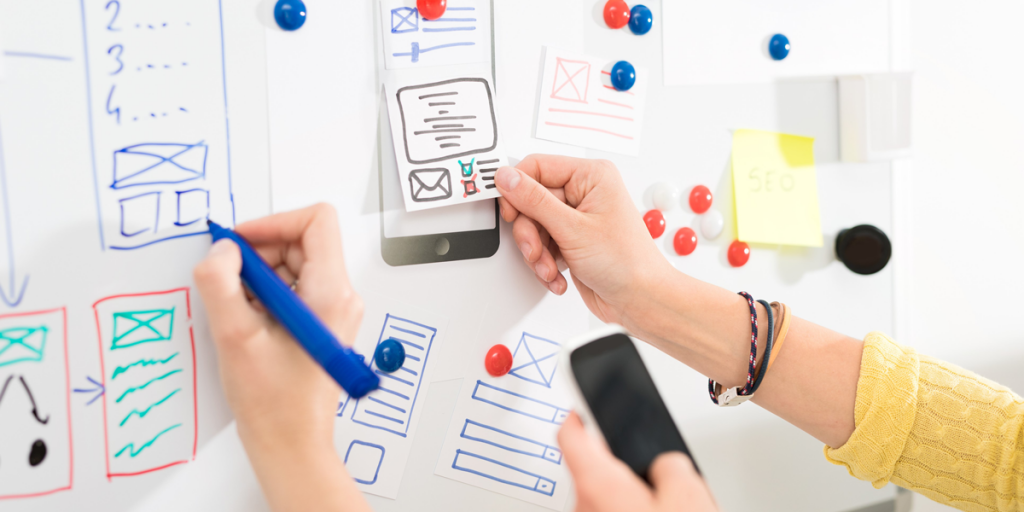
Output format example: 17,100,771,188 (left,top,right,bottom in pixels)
107,45,124,75
106,0,121,31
